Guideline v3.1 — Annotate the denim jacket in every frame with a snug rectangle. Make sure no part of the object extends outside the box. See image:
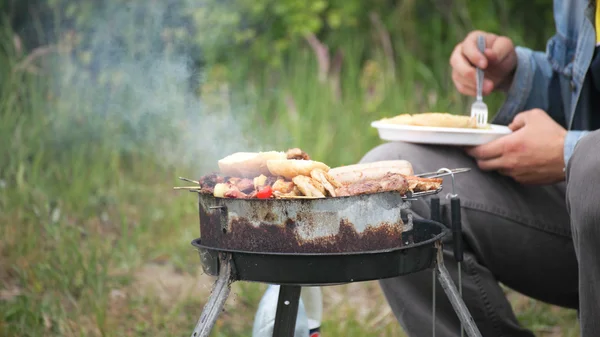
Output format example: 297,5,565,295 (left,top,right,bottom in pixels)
493,0,596,166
